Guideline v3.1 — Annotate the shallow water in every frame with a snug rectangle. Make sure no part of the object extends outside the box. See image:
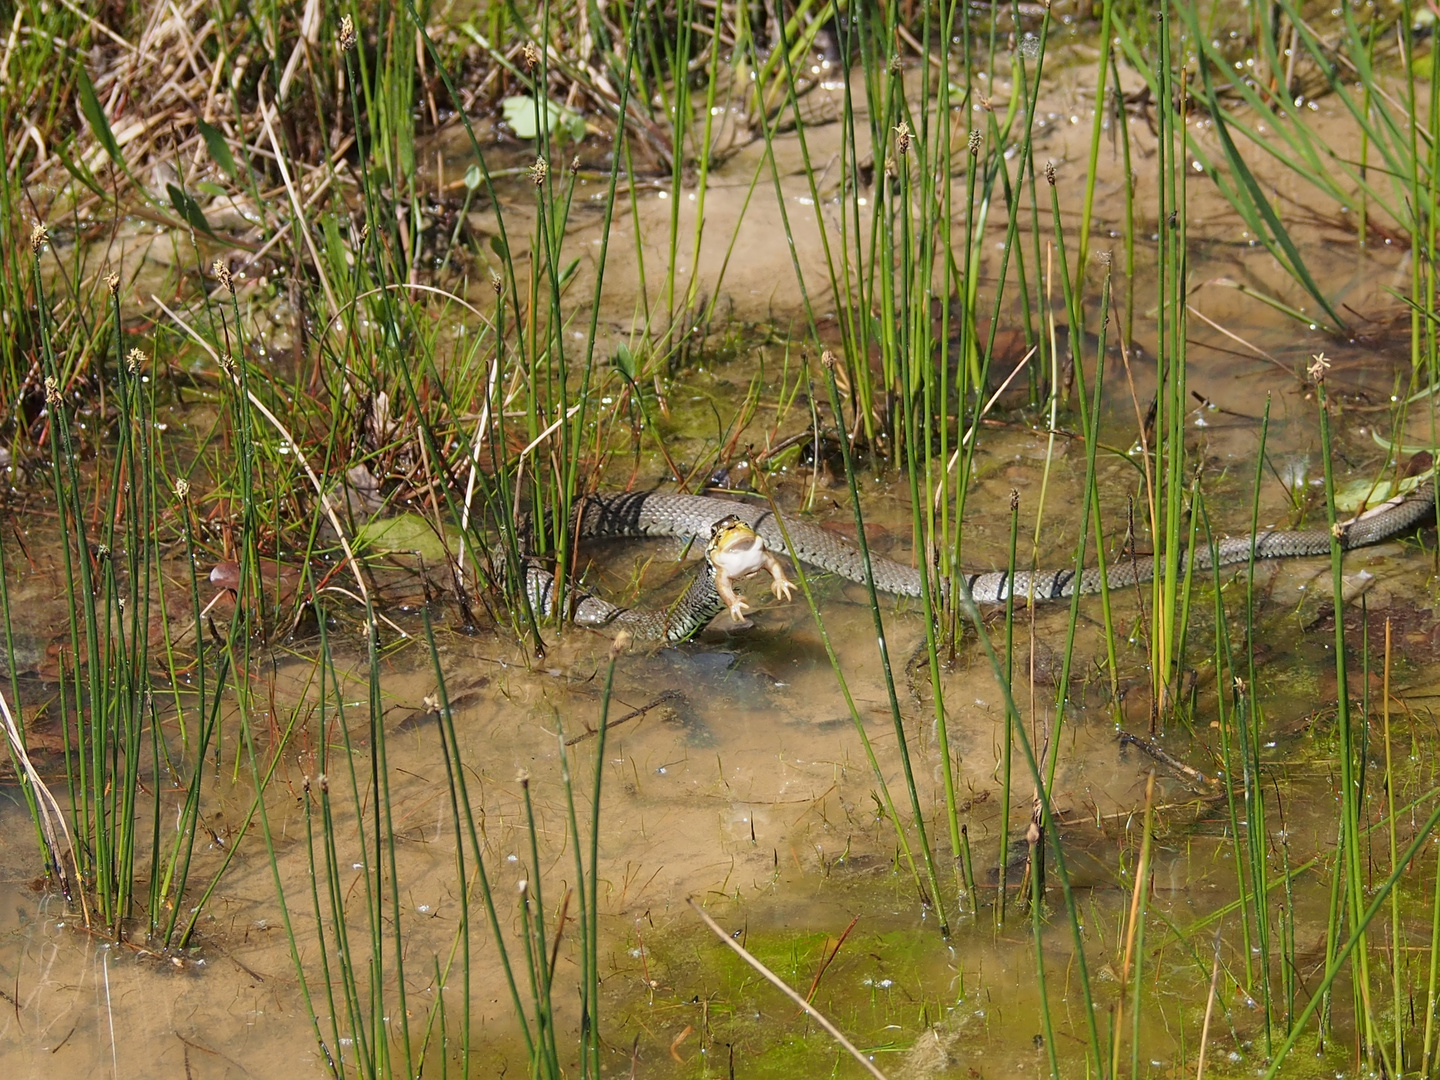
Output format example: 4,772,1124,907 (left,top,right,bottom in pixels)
6,35,1440,1080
